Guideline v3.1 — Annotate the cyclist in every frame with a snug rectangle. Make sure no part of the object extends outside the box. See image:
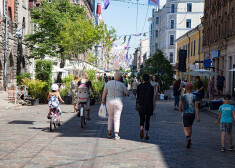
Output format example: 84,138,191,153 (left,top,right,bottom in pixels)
76,73,94,120
47,84,64,126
